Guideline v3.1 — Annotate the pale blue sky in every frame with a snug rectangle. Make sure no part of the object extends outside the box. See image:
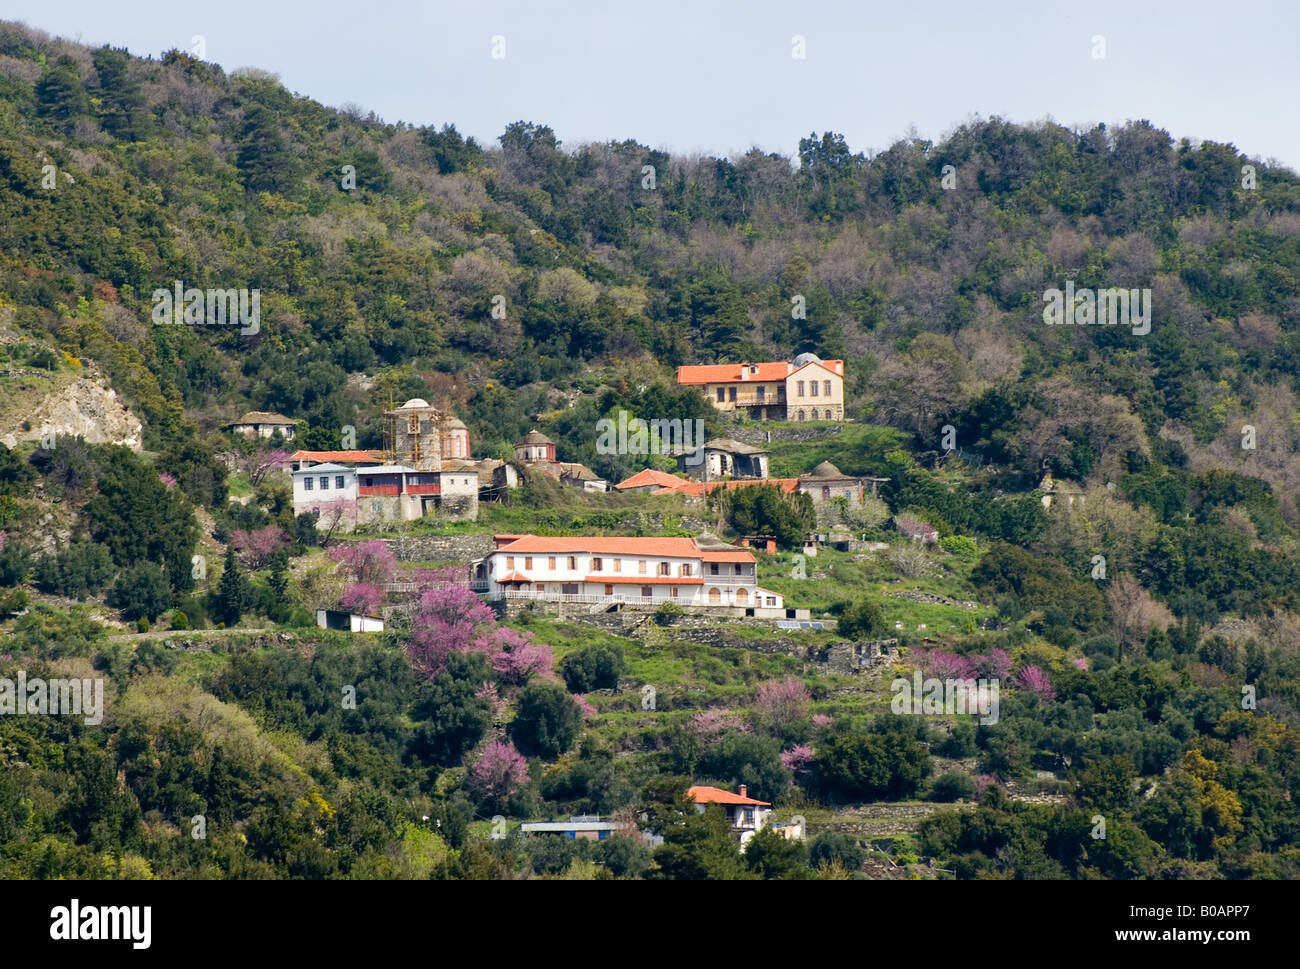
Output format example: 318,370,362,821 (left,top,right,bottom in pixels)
8,0,1298,170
